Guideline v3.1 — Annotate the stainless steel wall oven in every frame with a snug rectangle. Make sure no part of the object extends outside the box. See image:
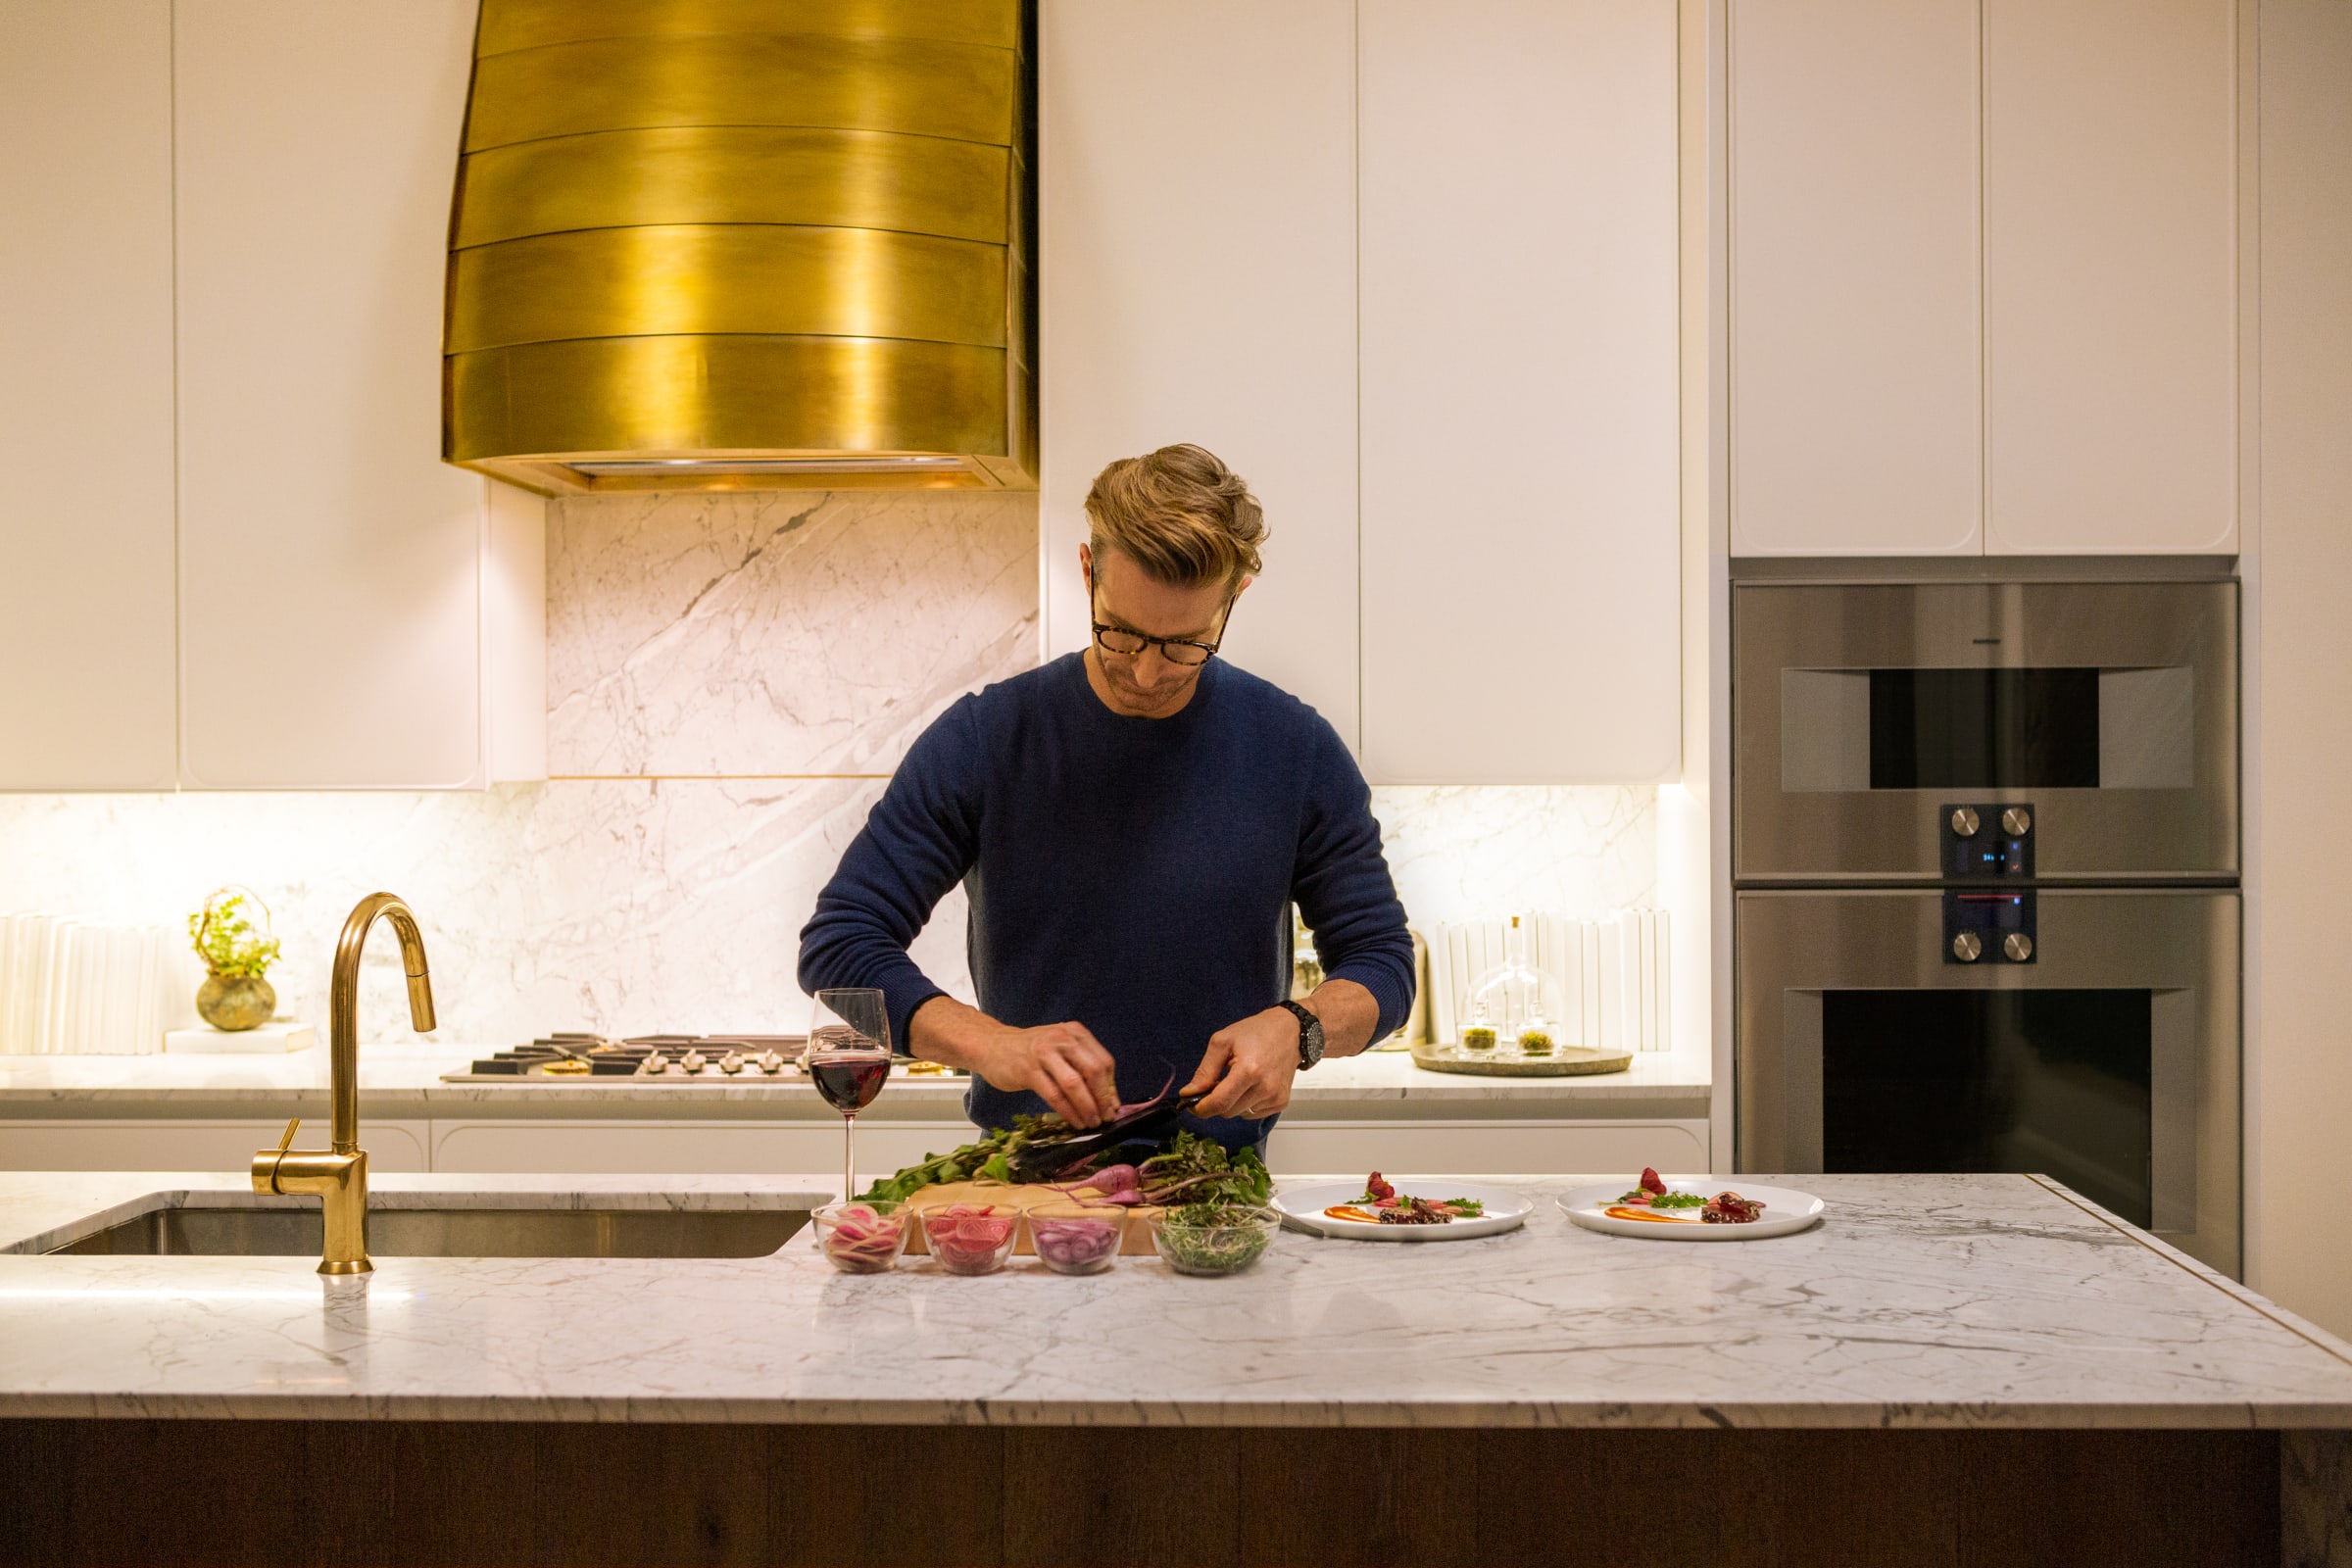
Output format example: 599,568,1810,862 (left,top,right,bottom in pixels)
1733,577,2240,1275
